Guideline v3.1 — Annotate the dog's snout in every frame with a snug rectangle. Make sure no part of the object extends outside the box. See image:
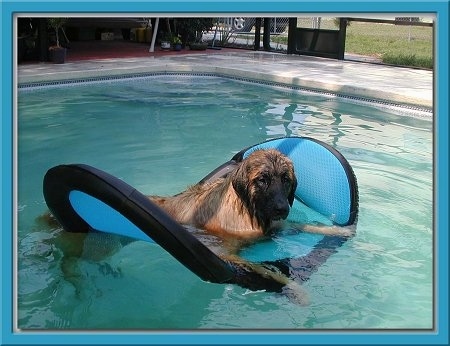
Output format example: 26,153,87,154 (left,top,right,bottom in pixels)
274,199,290,219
